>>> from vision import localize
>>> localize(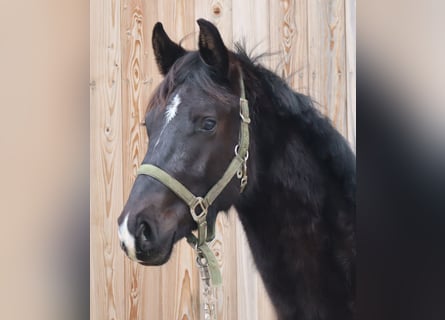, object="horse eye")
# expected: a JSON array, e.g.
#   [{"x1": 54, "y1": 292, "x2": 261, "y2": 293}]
[{"x1": 202, "y1": 118, "x2": 217, "y2": 131}]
